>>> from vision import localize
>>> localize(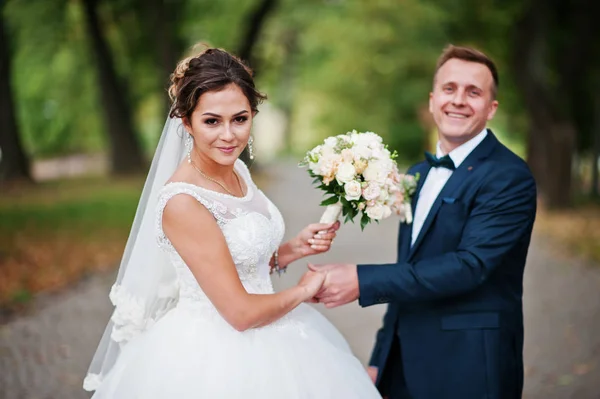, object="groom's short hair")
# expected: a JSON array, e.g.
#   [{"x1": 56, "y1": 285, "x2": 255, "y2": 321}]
[{"x1": 434, "y1": 44, "x2": 499, "y2": 98}]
